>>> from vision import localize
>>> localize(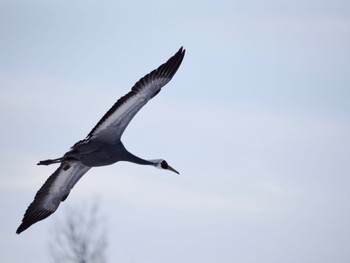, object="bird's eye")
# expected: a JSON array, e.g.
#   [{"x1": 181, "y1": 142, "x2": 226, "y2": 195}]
[{"x1": 161, "y1": 160, "x2": 168, "y2": 169}]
